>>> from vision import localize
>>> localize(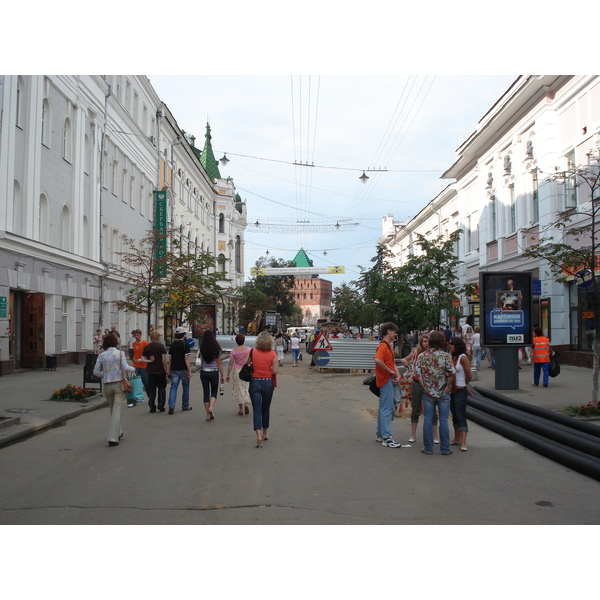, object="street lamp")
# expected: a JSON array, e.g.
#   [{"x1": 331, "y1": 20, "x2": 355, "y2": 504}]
[
  {"x1": 359, "y1": 171, "x2": 369, "y2": 183},
  {"x1": 219, "y1": 153, "x2": 230, "y2": 166}
]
